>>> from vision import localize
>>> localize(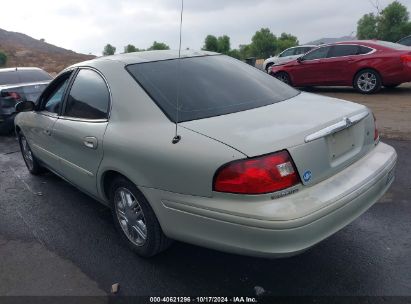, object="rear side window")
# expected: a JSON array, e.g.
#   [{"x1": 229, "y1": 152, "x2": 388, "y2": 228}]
[
  {"x1": 280, "y1": 48, "x2": 295, "y2": 57},
  {"x1": 18, "y1": 69, "x2": 52, "y2": 83},
  {"x1": 64, "y1": 69, "x2": 110, "y2": 120},
  {"x1": 329, "y1": 45, "x2": 359, "y2": 57},
  {"x1": 294, "y1": 47, "x2": 309, "y2": 55},
  {"x1": 0, "y1": 71, "x2": 19, "y2": 85},
  {"x1": 127, "y1": 55, "x2": 299, "y2": 123},
  {"x1": 302, "y1": 47, "x2": 330, "y2": 60},
  {"x1": 358, "y1": 46, "x2": 374, "y2": 55}
]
